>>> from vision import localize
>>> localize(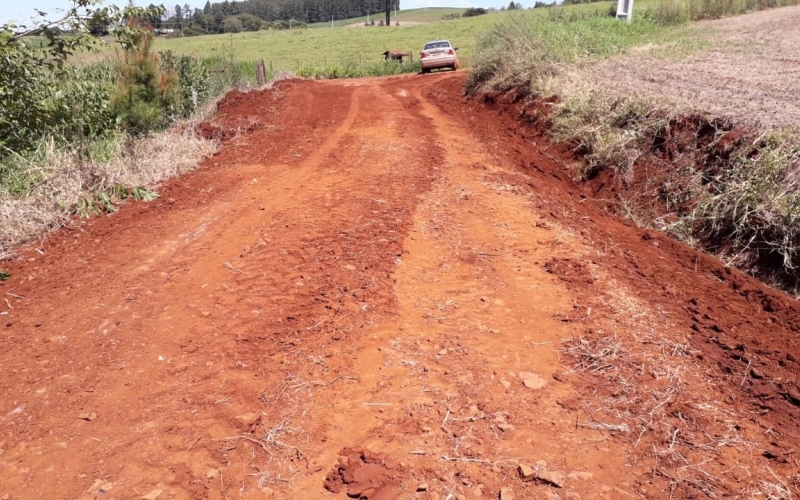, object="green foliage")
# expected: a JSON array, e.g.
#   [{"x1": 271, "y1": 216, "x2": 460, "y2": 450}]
[
  {"x1": 78, "y1": 185, "x2": 160, "y2": 217},
  {"x1": 112, "y1": 21, "x2": 180, "y2": 134},
  {"x1": 237, "y1": 13, "x2": 264, "y2": 31},
  {"x1": 693, "y1": 134, "x2": 800, "y2": 275},
  {"x1": 0, "y1": 40, "x2": 118, "y2": 155},
  {"x1": 115, "y1": 185, "x2": 160, "y2": 201},
  {"x1": 0, "y1": 270, "x2": 10, "y2": 281},
  {"x1": 163, "y1": 51, "x2": 212, "y2": 117},
  {"x1": 466, "y1": 10, "x2": 658, "y2": 94},
  {"x1": 224, "y1": 16, "x2": 243, "y2": 33},
  {"x1": 464, "y1": 7, "x2": 488, "y2": 17}
]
